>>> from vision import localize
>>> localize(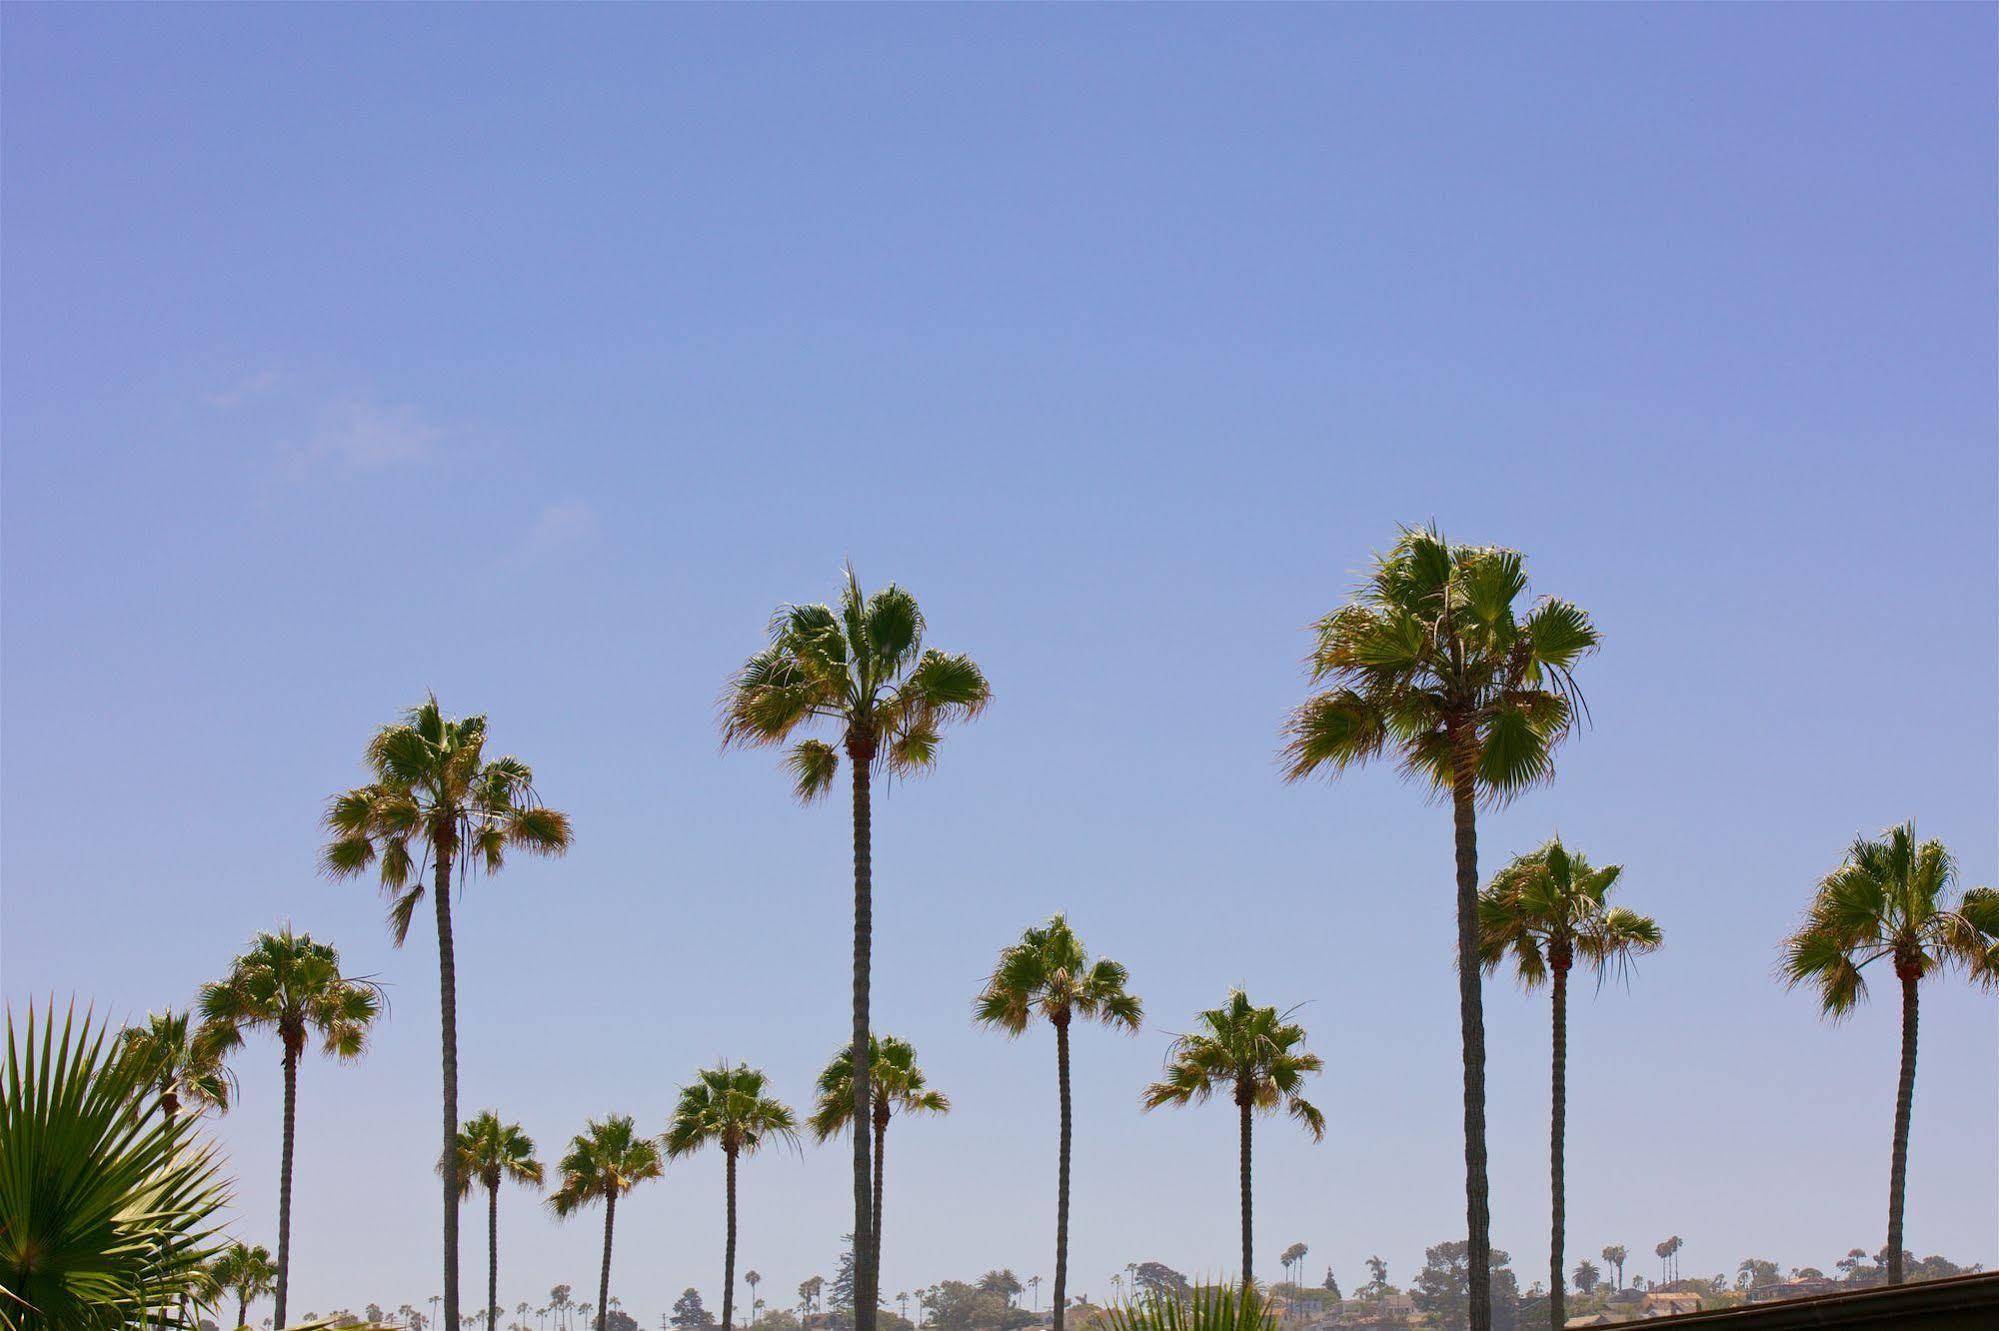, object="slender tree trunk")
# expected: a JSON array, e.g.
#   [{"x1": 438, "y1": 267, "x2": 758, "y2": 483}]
[
  {"x1": 847, "y1": 745, "x2": 877, "y2": 1331},
  {"x1": 1053, "y1": 1014, "x2": 1073, "y2": 1331},
  {"x1": 237, "y1": 1295, "x2": 249, "y2": 1331},
  {"x1": 489, "y1": 1182, "x2": 502, "y2": 1331},
  {"x1": 1549, "y1": 955, "x2": 1570, "y2": 1331},
  {"x1": 437, "y1": 849, "x2": 463, "y2": 1331},
  {"x1": 724, "y1": 1148, "x2": 740, "y2": 1331},
  {"x1": 1238, "y1": 1091, "x2": 1254, "y2": 1292},
  {"x1": 1450, "y1": 740, "x2": 1493, "y2": 1331},
  {"x1": 275, "y1": 1043, "x2": 299, "y2": 1328},
  {"x1": 872, "y1": 1106, "x2": 888, "y2": 1259},
  {"x1": 1886, "y1": 967, "x2": 1920, "y2": 1286},
  {"x1": 597, "y1": 1190, "x2": 617, "y2": 1330}
]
